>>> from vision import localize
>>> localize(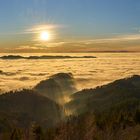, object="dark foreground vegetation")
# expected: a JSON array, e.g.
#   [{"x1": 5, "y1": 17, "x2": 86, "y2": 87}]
[{"x1": 0, "y1": 73, "x2": 140, "y2": 140}]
